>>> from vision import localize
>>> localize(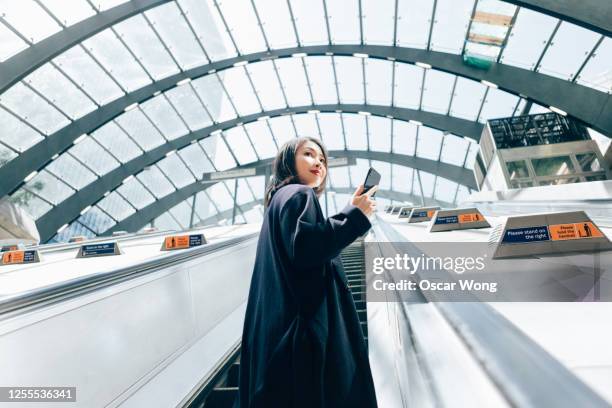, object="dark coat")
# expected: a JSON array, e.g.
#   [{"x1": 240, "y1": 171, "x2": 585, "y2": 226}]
[{"x1": 237, "y1": 184, "x2": 378, "y2": 408}]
